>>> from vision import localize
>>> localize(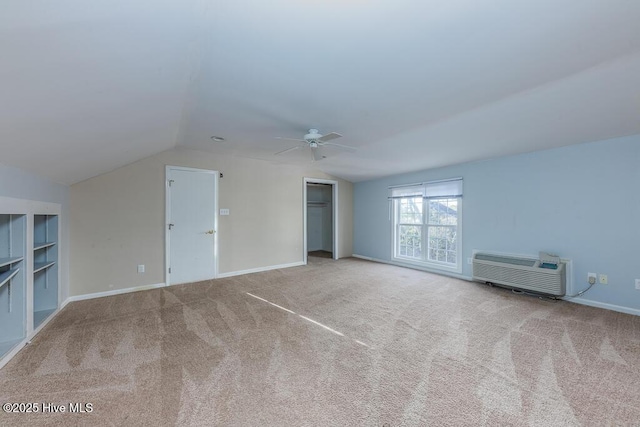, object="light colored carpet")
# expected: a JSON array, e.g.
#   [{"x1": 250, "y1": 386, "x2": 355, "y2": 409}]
[{"x1": 1, "y1": 257, "x2": 639, "y2": 426}]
